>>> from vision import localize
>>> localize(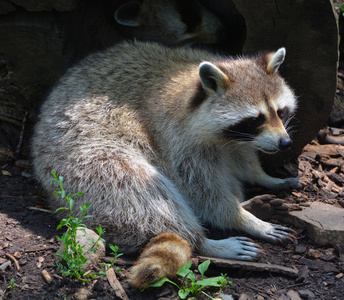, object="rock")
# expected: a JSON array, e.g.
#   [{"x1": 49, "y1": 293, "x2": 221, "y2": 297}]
[
  {"x1": 287, "y1": 202, "x2": 344, "y2": 246},
  {"x1": 238, "y1": 294, "x2": 250, "y2": 300},
  {"x1": 217, "y1": 294, "x2": 234, "y2": 300},
  {"x1": 56, "y1": 227, "x2": 105, "y2": 271},
  {"x1": 295, "y1": 266, "x2": 309, "y2": 283},
  {"x1": 307, "y1": 249, "x2": 322, "y2": 259},
  {"x1": 286, "y1": 290, "x2": 302, "y2": 300},
  {"x1": 297, "y1": 289, "x2": 315, "y2": 299},
  {"x1": 295, "y1": 244, "x2": 307, "y2": 254},
  {"x1": 73, "y1": 287, "x2": 92, "y2": 300}
]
